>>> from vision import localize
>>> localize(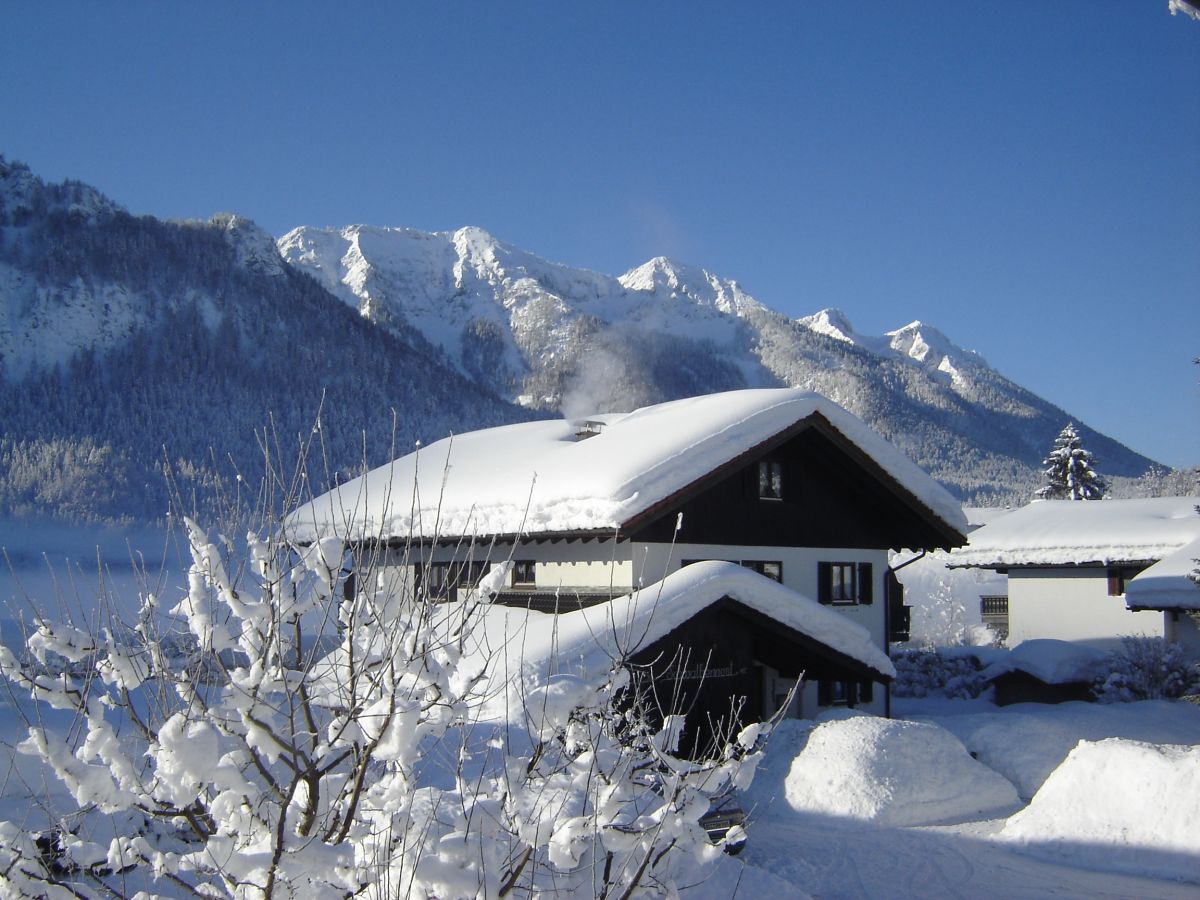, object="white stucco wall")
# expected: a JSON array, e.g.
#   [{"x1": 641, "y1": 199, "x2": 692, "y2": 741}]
[
  {"x1": 380, "y1": 539, "x2": 635, "y2": 594},
  {"x1": 1007, "y1": 567, "x2": 1165, "y2": 650}
]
